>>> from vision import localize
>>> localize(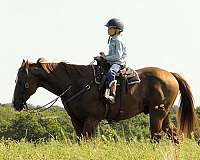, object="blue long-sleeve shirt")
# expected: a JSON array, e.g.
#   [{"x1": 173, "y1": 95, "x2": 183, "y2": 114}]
[{"x1": 105, "y1": 36, "x2": 127, "y2": 66}]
